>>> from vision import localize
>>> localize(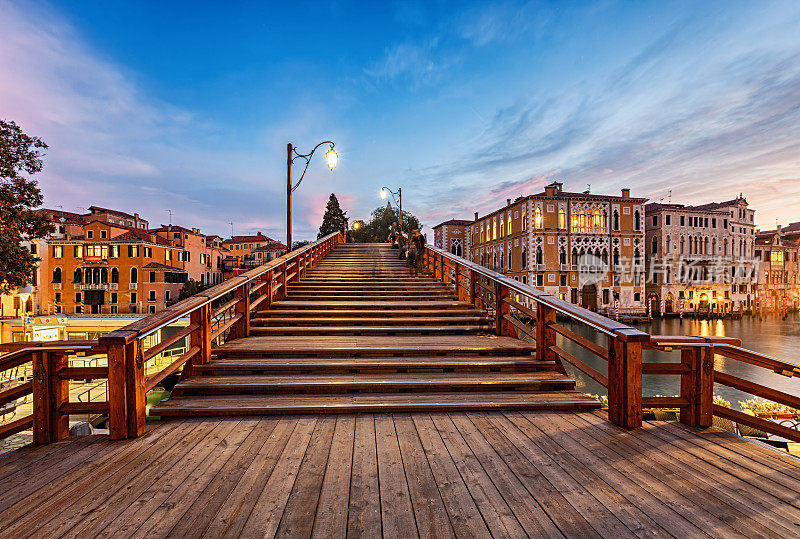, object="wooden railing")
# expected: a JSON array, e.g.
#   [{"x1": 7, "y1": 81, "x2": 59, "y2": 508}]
[
  {"x1": 0, "y1": 340, "x2": 108, "y2": 444},
  {"x1": 422, "y1": 245, "x2": 800, "y2": 440},
  {"x1": 0, "y1": 232, "x2": 342, "y2": 445}
]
